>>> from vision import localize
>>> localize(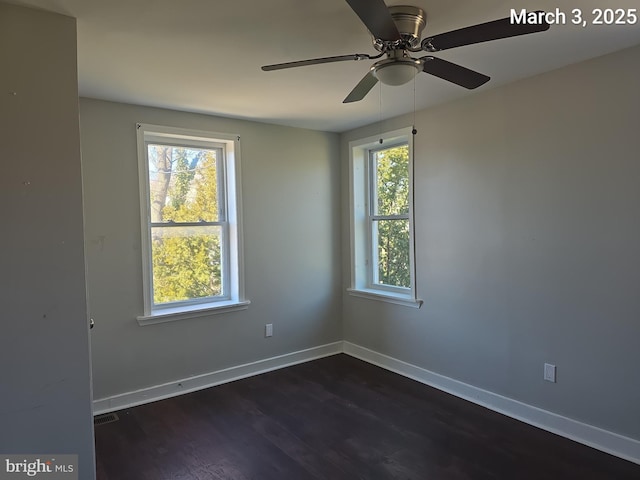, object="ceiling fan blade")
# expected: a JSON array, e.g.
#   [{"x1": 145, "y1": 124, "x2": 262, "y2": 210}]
[
  {"x1": 345, "y1": 0, "x2": 401, "y2": 41},
  {"x1": 422, "y1": 12, "x2": 550, "y2": 52},
  {"x1": 262, "y1": 54, "x2": 371, "y2": 71},
  {"x1": 343, "y1": 72, "x2": 379, "y2": 103},
  {"x1": 421, "y1": 57, "x2": 490, "y2": 89}
]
